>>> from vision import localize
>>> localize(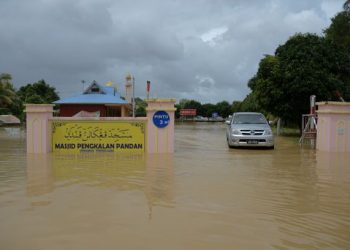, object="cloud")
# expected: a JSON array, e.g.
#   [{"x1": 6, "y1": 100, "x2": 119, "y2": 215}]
[
  {"x1": 0, "y1": 0, "x2": 344, "y2": 103},
  {"x1": 321, "y1": 0, "x2": 344, "y2": 19},
  {"x1": 201, "y1": 26, "x2": 228, "y2": 47},
  {"x1": 284, "y1": 10, "x2": 326, "y2": 32}
]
